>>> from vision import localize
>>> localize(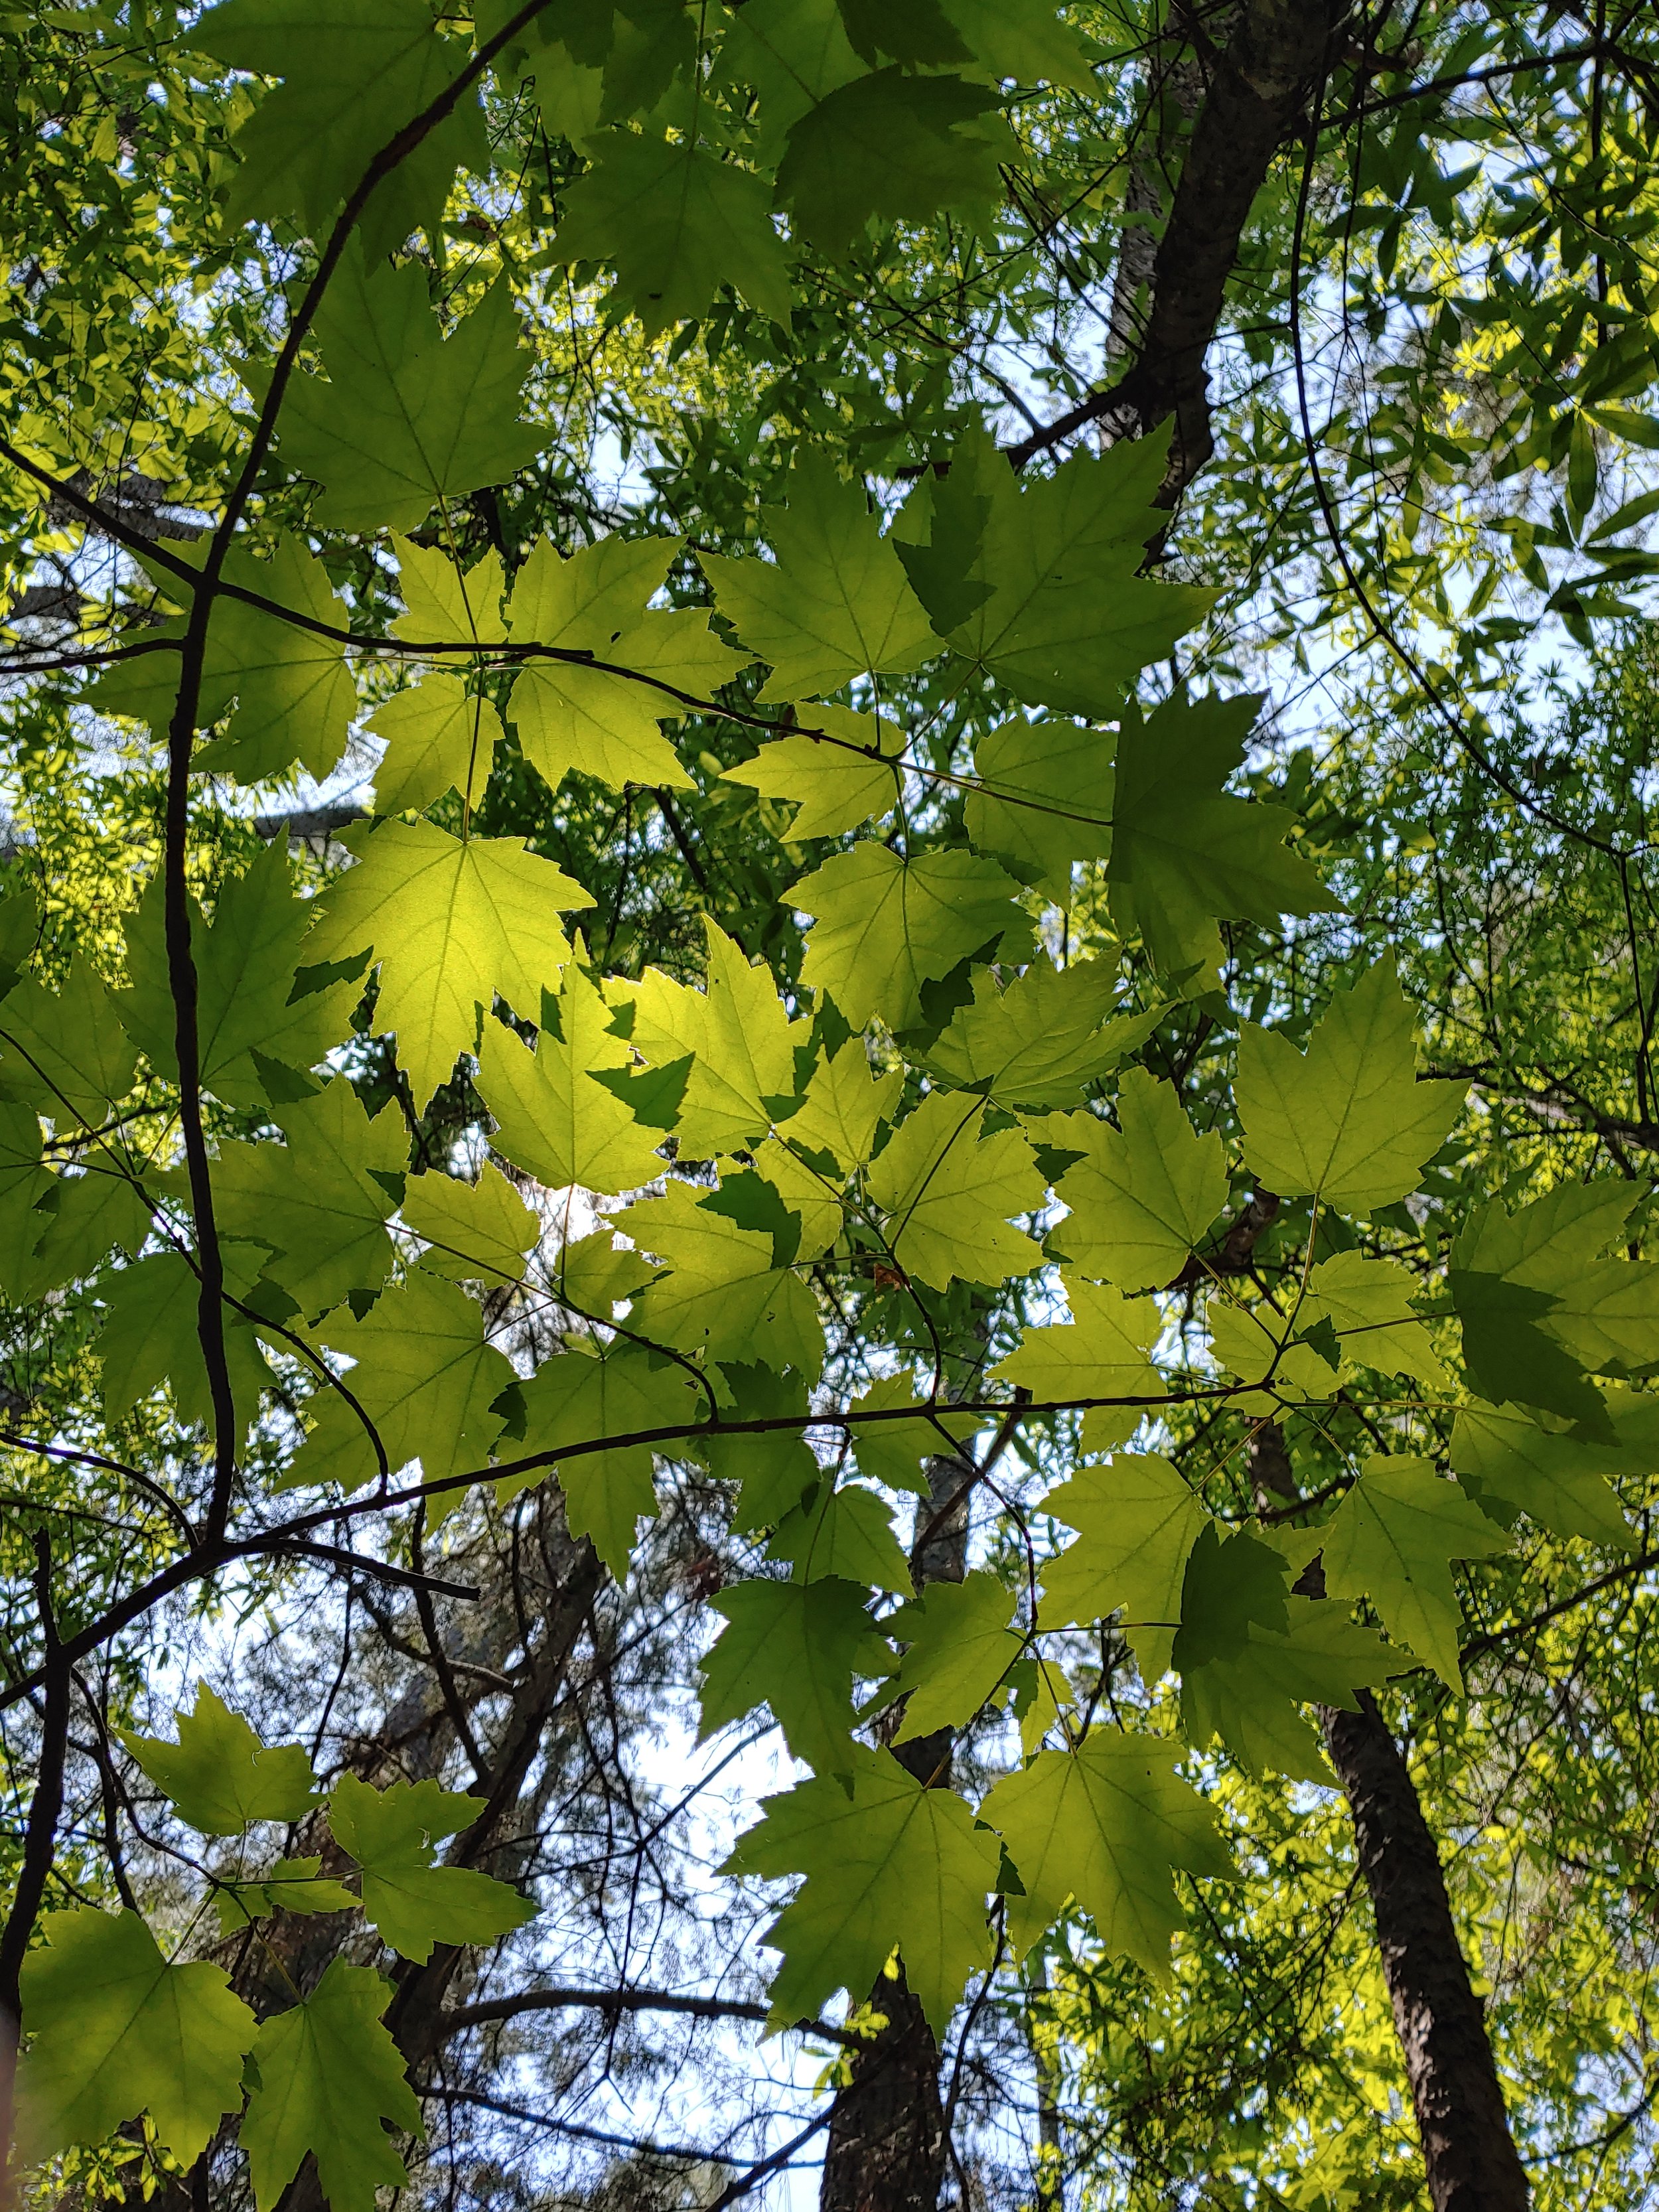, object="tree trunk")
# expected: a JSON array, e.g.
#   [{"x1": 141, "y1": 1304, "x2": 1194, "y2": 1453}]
[
  {"x1": 1251, "y1": 1425, "x2": 1530, "y2": 2211},
  {"x1": 1321, "y1": 1697, "x2": 1531, "y2": 2212},
  {"x1": 820, "y1": 1443, "x2": 975, "y2": 2212}
]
